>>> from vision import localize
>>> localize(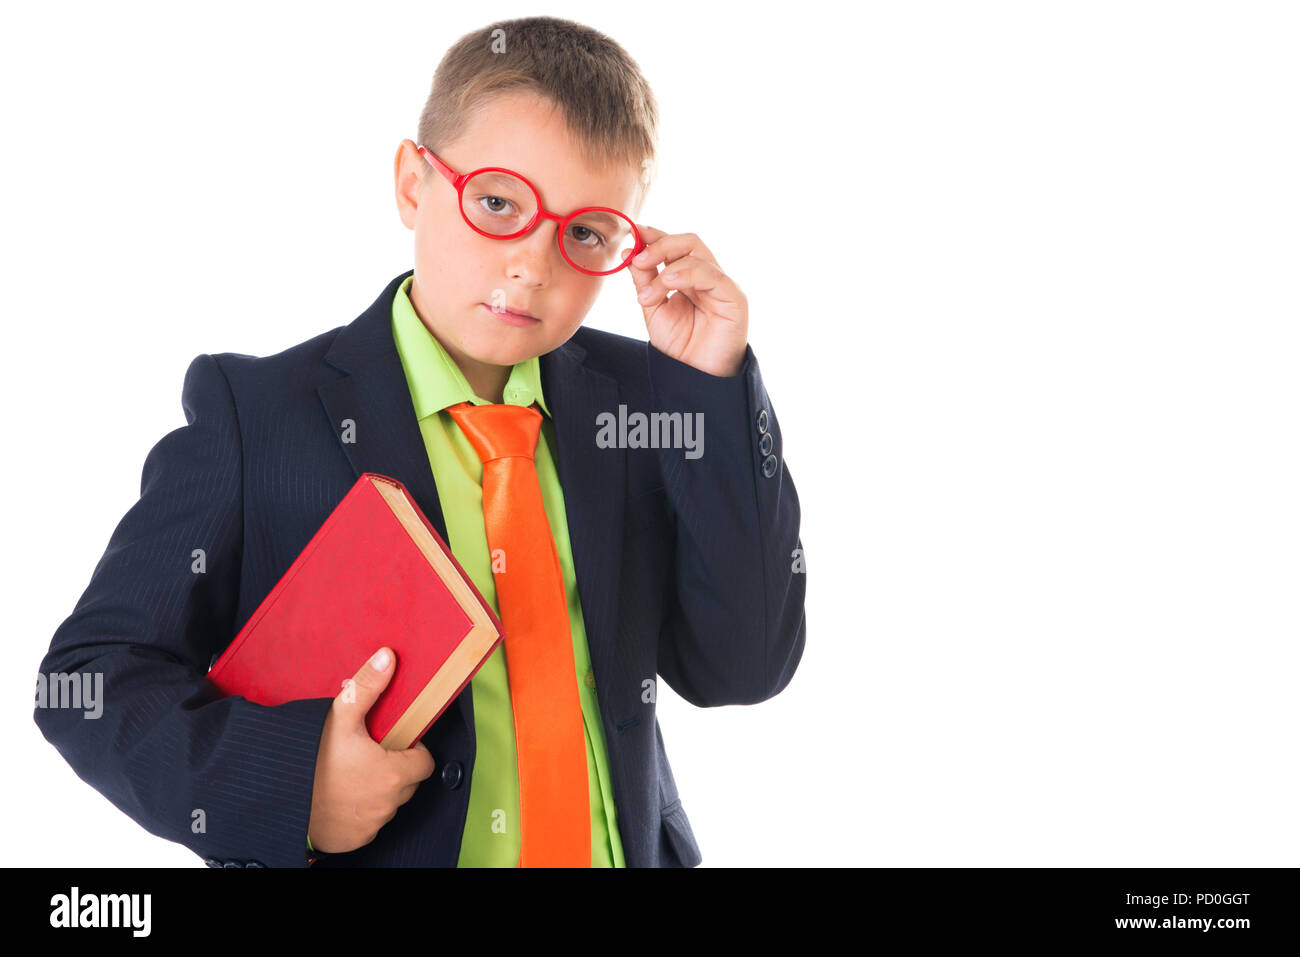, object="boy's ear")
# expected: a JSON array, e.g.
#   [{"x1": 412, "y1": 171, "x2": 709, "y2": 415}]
[
  {"x1": 396, "y1": 139, "x2": 423, "y2": 189},
  {"x1": 395, "y1": 140, "x2": 423, "y2": 229}
]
